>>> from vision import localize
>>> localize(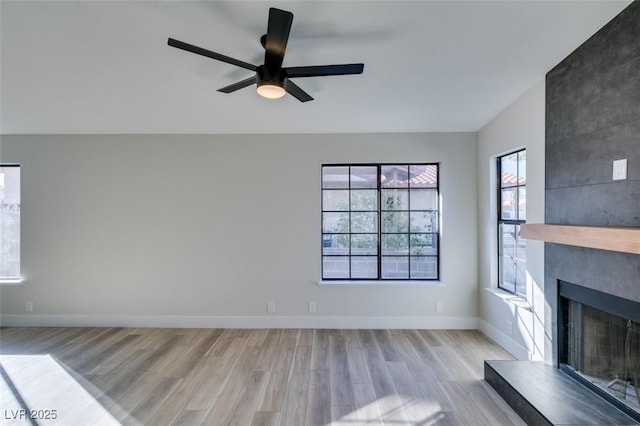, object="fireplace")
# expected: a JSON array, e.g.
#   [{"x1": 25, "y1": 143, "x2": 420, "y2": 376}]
[{"x1": 558, "y1": 281, "x2": 640, "y2": 420}]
